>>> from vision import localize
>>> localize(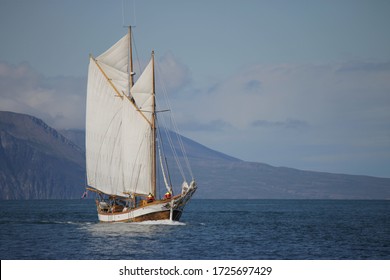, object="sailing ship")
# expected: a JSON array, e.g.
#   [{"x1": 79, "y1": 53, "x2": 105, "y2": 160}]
[{"x1": 85, "y1": 27, "x2": 196, "y2": 222}]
